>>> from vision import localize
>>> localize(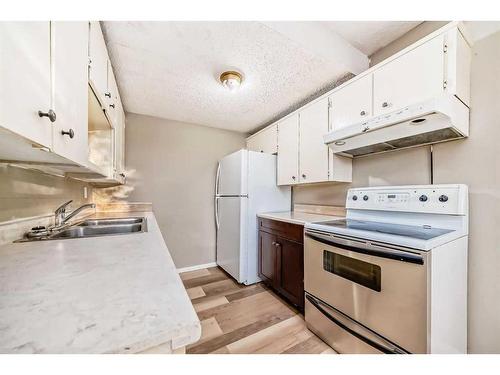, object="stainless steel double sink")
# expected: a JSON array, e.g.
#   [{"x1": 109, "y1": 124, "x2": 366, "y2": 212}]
[{"x1": 18, "y1": 217, "x2": 148, "y2": 242}]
